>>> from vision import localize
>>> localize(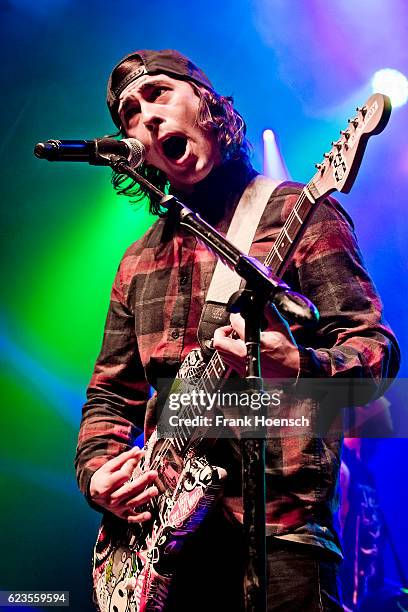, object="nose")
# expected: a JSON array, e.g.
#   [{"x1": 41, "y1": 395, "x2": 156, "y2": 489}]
[{"x1": 142, "y1": 102, "x2": 164, "y2": 133}]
